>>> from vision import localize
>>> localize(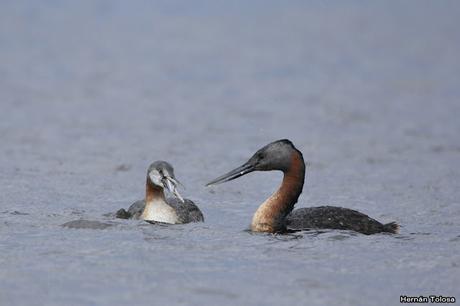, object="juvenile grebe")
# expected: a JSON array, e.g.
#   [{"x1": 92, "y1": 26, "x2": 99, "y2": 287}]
[
  {"x1": 116, "y1": 161, "x2": 204, "y2": 224},
  {"x1": 207, "y1": 139, "x2": 398, "y2": 235}
]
